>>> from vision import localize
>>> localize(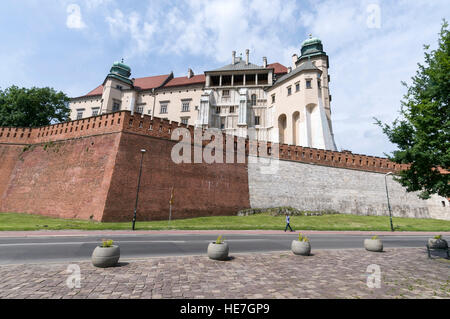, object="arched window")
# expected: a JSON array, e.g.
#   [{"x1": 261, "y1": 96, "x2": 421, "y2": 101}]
[{"x1": 251, "y1": 94, "x2": 257, "y2": 106}]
